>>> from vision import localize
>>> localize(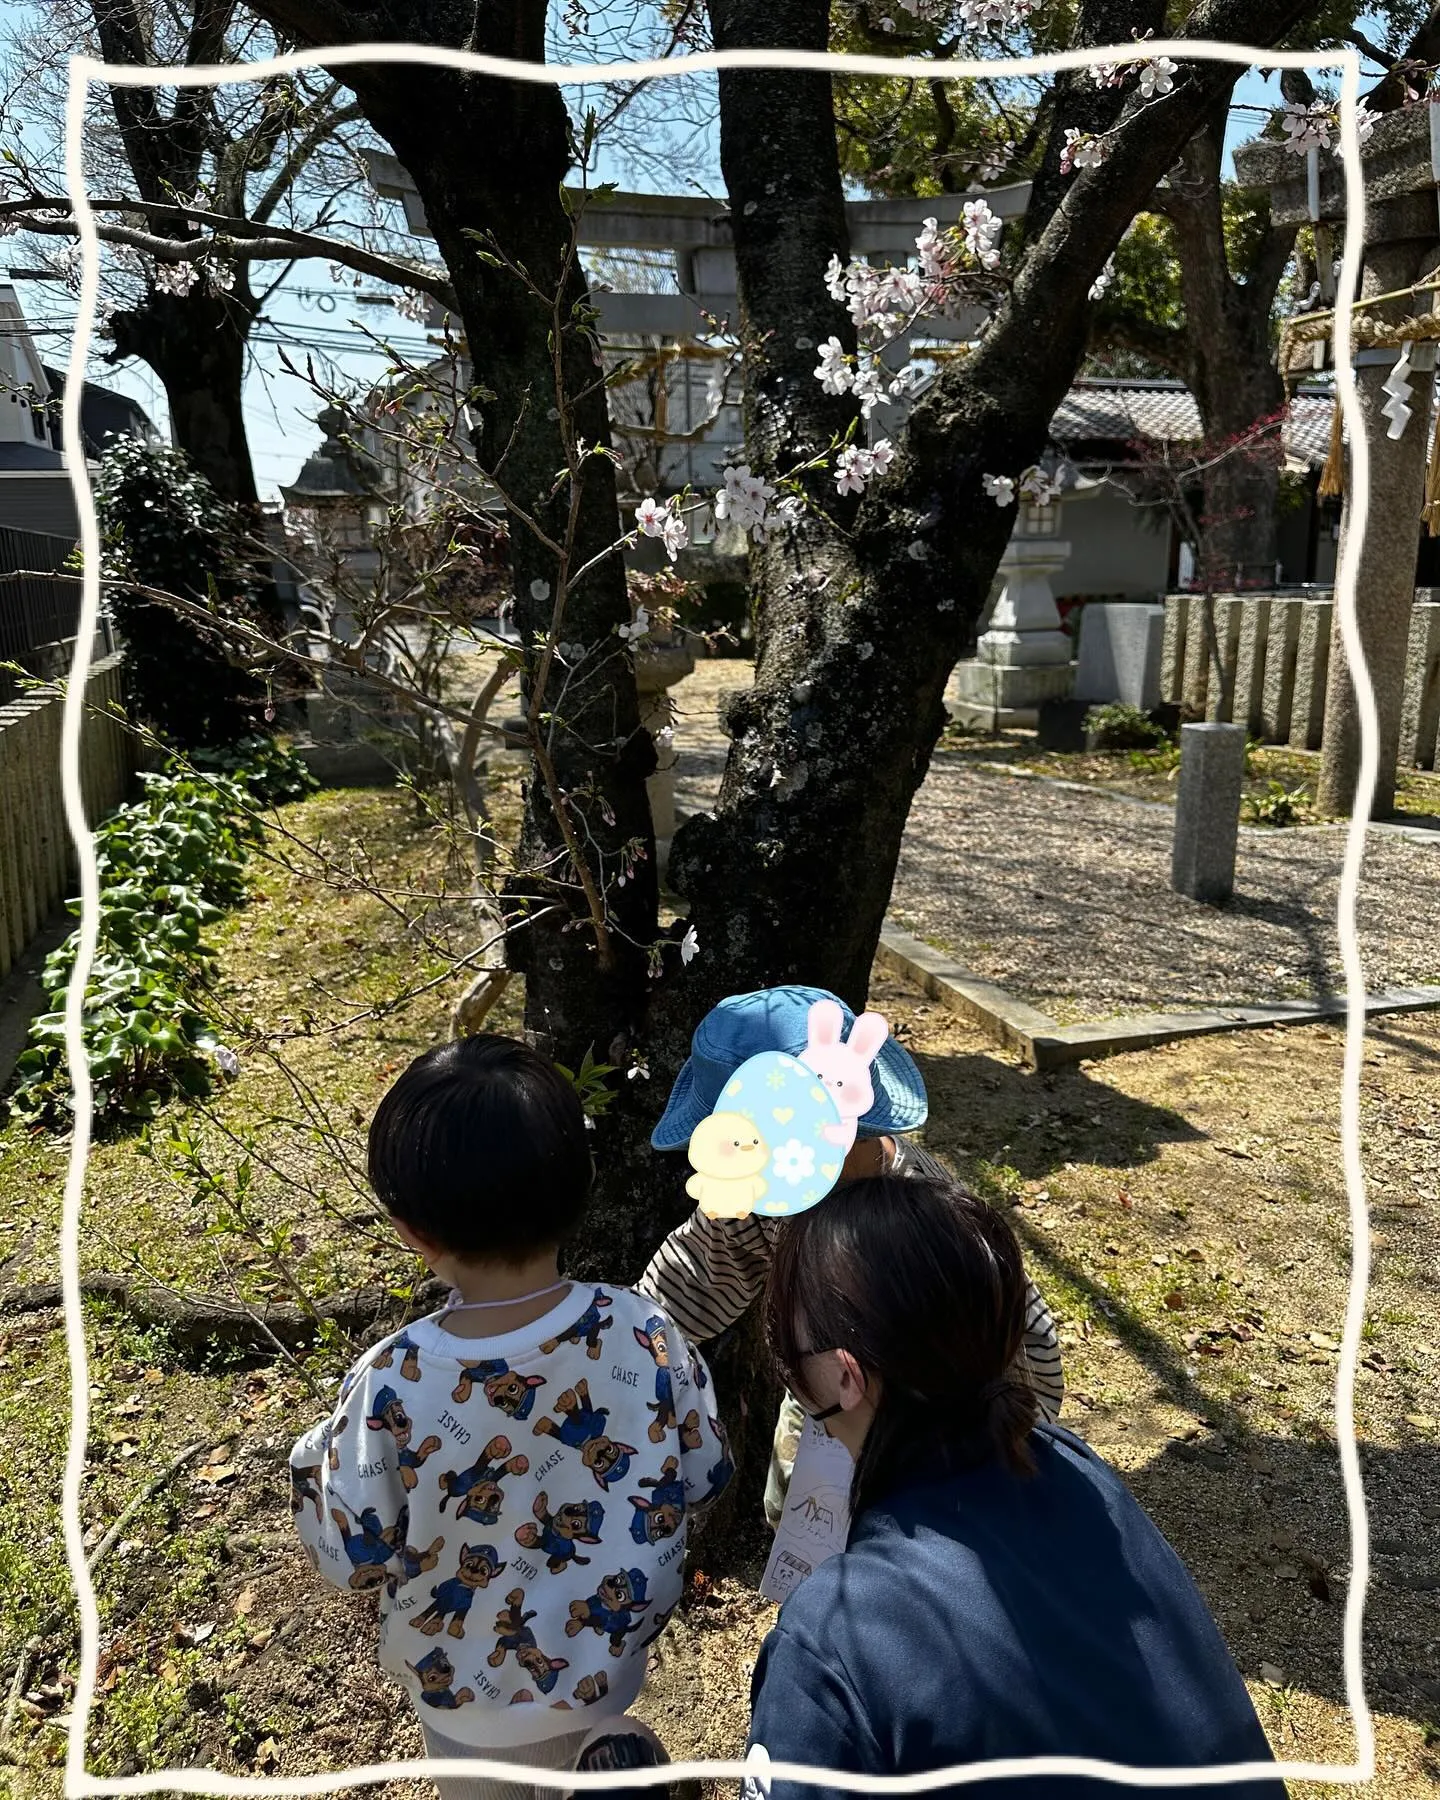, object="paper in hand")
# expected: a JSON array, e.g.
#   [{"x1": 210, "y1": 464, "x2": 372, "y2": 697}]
[{"x1": 760, "y1": 1414, "x2": 853, "y2": 1604}]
